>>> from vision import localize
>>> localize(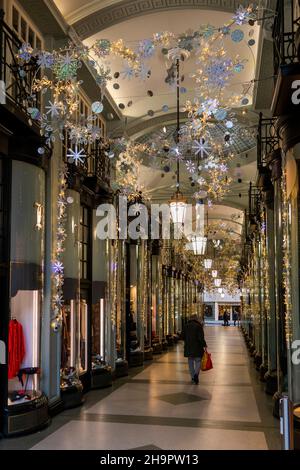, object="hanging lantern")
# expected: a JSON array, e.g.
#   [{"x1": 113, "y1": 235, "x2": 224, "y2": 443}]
[
  {"x1": 169, "y1": 190, "x2": 187, "y2": 225},
  {"x1": 221, "y1": 293, "x2": 225, "y2": 298},
  {"x1": 204, "y1": 258, "x2": 212, "y2": 269},
  {"x1": 190, "y1": 236, "x2": 207, "y2": 255},
  {"x1": 212, "y1": 270, "x2": 218, "y2": 278},
  {"x1": 214, "y1": 278, "x2": 222, "y2": 287},
  {"x1": 213, "y1": 239, "x2": 221, "y2": 248},
  {"x1": 218, "y1": 288, "x2": 223, "y2": 294}
]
